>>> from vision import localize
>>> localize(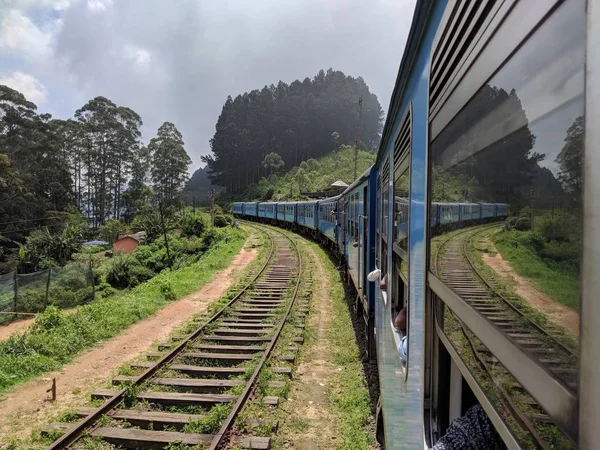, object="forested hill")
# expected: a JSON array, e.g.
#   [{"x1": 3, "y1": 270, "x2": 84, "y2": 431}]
[{"x1": 203, "y1": 69, "x2": 384, "y2": 194}]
